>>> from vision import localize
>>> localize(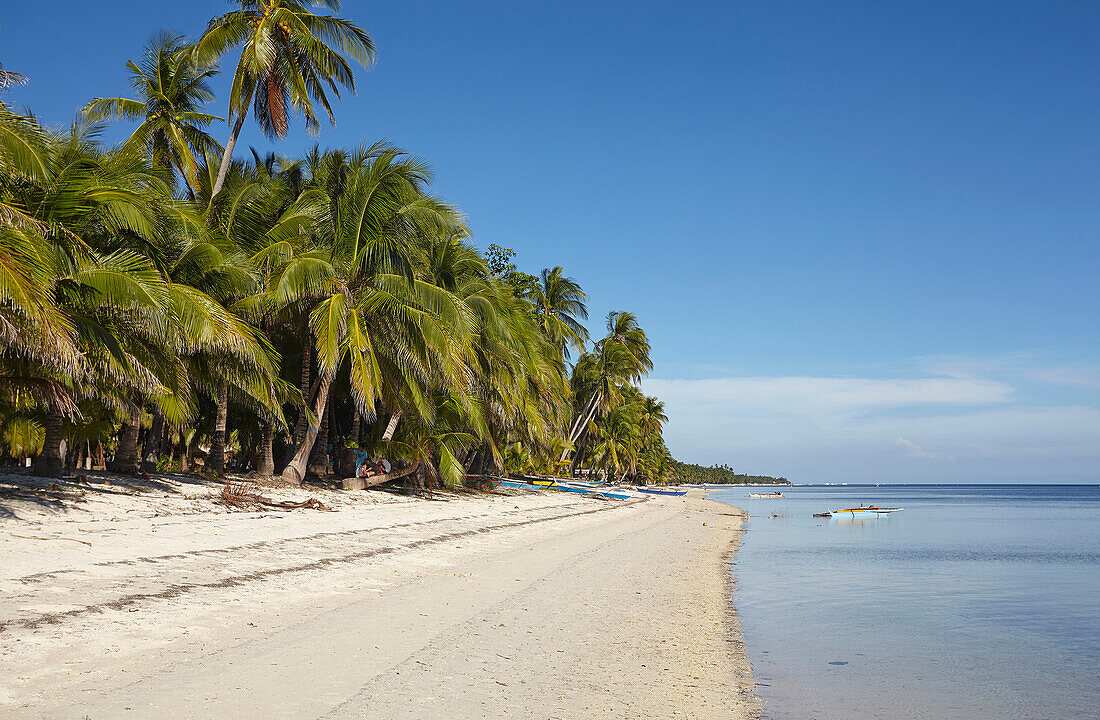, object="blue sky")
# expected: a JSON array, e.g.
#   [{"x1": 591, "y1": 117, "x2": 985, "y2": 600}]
[{"x1": 4, "y1": 1, "x2": 1099, "y2": 482}]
